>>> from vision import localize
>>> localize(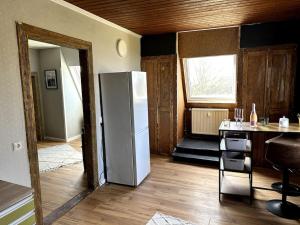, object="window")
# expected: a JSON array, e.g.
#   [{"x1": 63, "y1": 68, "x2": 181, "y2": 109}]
[{"x1": 184, "y1": 54, "x2": 237, "y2": 103}]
